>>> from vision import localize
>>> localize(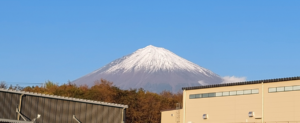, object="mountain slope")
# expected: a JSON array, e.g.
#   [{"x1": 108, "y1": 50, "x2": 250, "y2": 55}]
[{"x1": 73, "y1": 45, "x2": 222, "y2": 92}]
